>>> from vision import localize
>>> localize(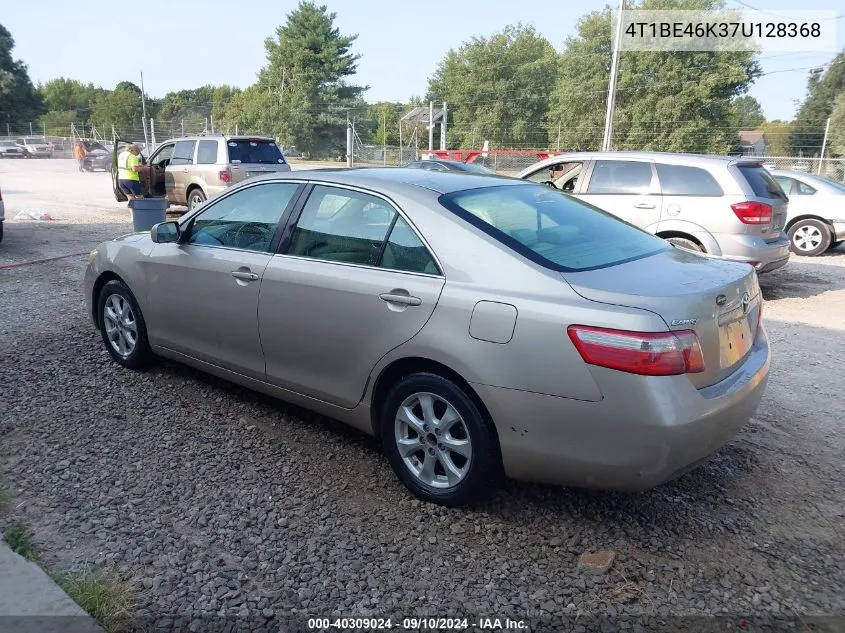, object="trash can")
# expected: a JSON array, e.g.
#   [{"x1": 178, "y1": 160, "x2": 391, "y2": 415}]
[{"x1": 130, "y1": 198, "x2": 169, "y2": 232}]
